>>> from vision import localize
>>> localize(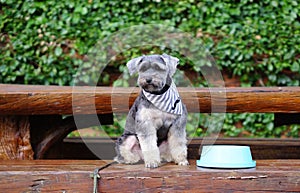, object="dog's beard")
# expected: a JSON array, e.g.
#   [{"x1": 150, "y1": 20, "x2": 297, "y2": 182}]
[
  {"x1": 140, "y1": 82, "x2": 164, "y2": 93},
  {"x1": 139, "y1": 76, "x2": 172, "y2": 94},
  {"x1": 138, "y1": 78, "x2": 164, "y2": 93}
]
